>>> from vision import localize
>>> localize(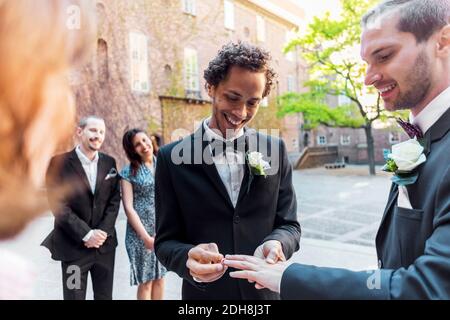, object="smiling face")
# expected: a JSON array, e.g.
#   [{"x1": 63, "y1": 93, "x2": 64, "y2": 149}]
[
  {"x1": 207, "y1": 66, "x2": 266, "y2": 138},
  {"x1": 132, "y1": 132, "x2": 153, "y2": 161},
  {"x1": 361, "y1": 12, "x2": 440, "y2": 114},
  {"x1": 77, "y1": 118, "x2": 106, "y2": 152}
]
